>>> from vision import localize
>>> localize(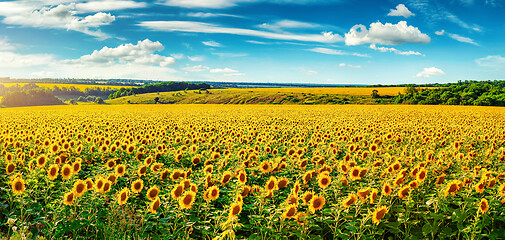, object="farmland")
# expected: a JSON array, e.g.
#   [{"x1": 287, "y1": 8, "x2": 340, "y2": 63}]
[
  {"x1": 1, "y1": 83, "x2": 125, "y2": 91},
  {"x1": 1, "y1": 104, "x2": 504, "y2": 239}
]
